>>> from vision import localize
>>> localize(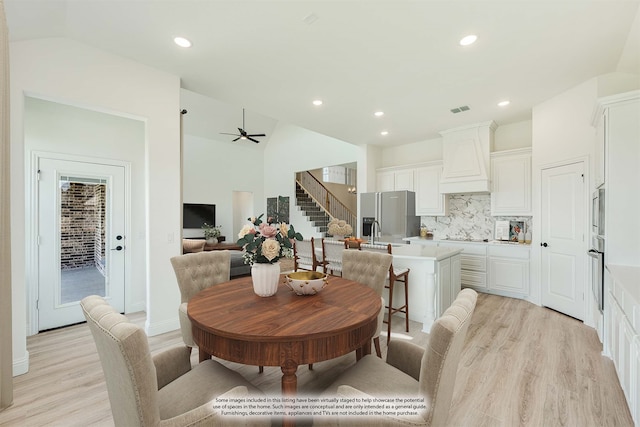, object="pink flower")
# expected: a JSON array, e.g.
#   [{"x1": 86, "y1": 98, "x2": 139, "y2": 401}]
[{"x1": 259, "y1": 223, "x2": 278, "y2": 238}]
